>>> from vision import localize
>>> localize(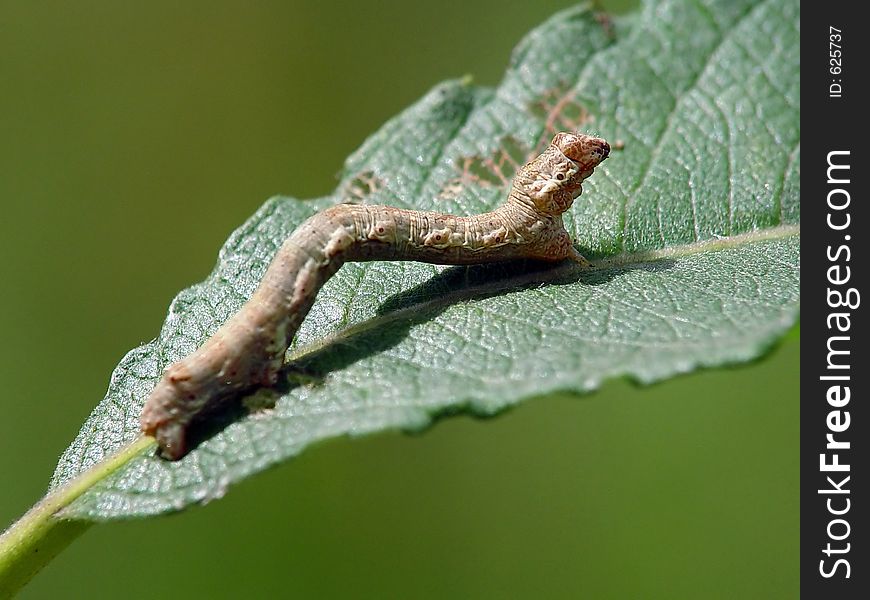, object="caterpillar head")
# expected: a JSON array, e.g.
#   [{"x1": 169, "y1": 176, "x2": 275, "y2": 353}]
[{"x1": 524, "y1": 132, "x2": 610, "y2": 215}]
